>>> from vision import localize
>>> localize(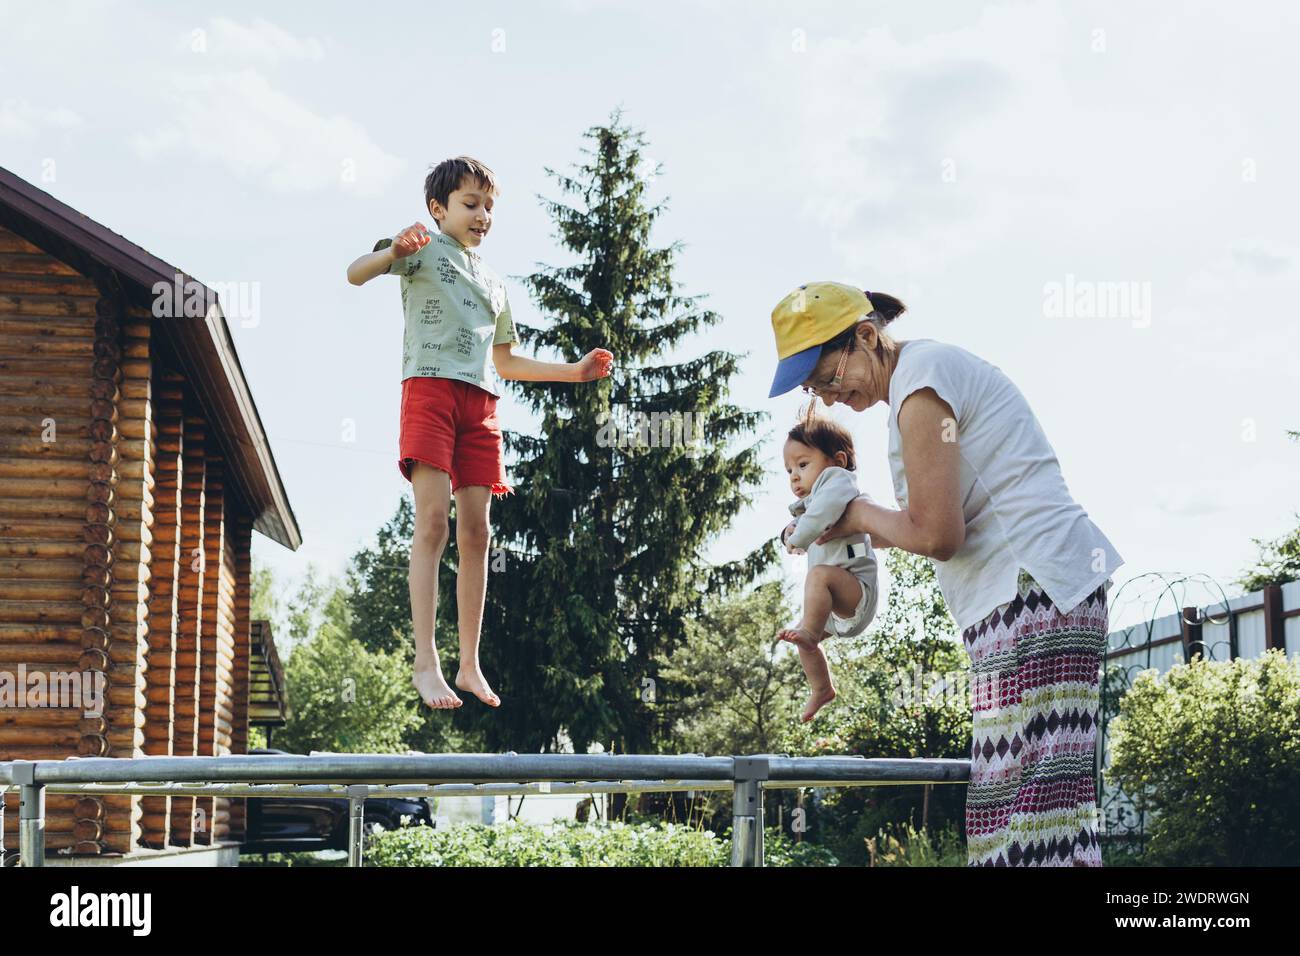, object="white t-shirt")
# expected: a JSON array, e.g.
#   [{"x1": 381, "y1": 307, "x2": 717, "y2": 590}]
[{"x1": 886, "y1": 339, "x2": 1123, "y2": 632}]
